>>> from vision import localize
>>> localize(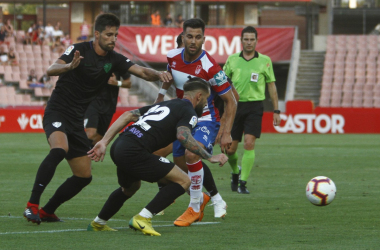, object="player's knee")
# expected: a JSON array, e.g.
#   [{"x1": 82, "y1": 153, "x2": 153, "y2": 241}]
[
  {"x1": 122, "y1": 181, "x2": 141, "y2": 196},
  {"x1": 226, "y1": 147, "x2": 237, "y2": 155},
  {"x1": 74, "y1": 175, "x2": 92, "y2": 188},
  {"x1": 185, "y1": 150, "x2": 201, "y2": 163},
  {"x1": 179, "y1": 176, "x2": 191, "y2": 191},
  {"x1": 243, "y1": 141, "x2": 255, "y2": 150}
]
